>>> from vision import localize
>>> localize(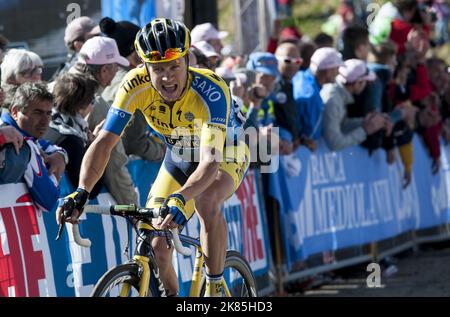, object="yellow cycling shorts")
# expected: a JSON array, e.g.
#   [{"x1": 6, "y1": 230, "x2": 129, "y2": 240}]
[{"x1": 145, "y1": 141, "x2": 251, "y2": 221}]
